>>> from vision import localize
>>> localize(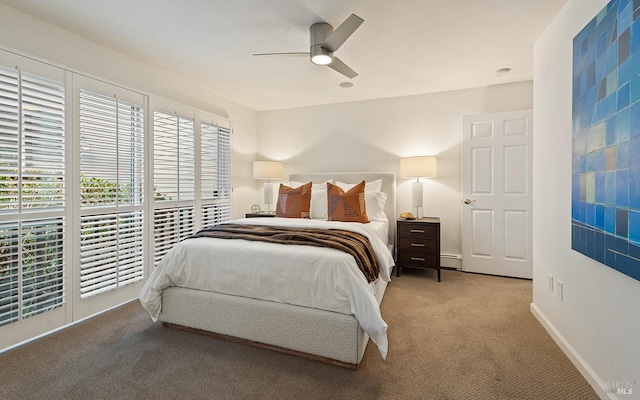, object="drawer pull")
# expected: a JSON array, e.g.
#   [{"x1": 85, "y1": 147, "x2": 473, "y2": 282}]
[
  {"x1": 410, "y1": 257, "x2": 426, "y2": 261},
  {"x1": 410, "y1": 243, "x2": 425, "y2": 247},
  {"x1": 410, "y1": 229, "x2": 425, "y2": 233}
]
